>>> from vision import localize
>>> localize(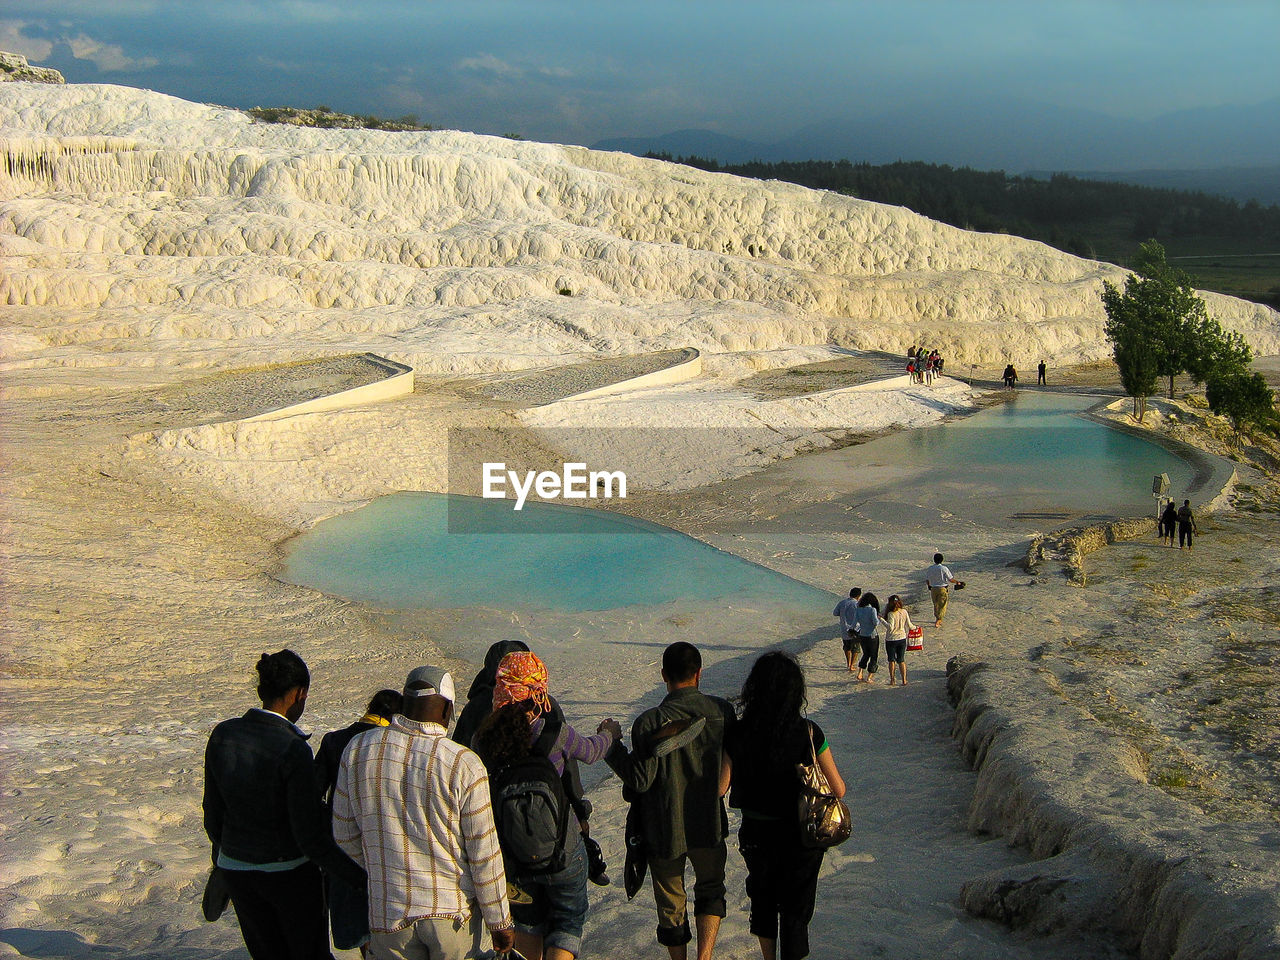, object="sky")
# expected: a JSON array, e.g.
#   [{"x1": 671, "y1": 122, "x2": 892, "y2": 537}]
[{"x1": 2, "y1": 0, "x2": 1278, "y2": 148}]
